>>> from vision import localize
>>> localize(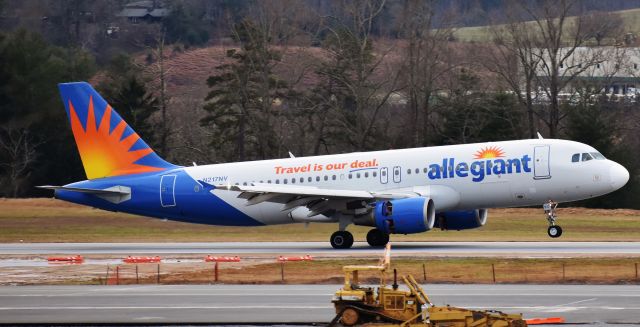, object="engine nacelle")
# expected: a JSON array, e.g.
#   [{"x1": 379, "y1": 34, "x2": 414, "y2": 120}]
[
  {"x1": 434, "y1": 209, "x2": 488, "y2": 230},
  {"x1": 374, "y1": 197, "x2": 435, "y2": 234}
]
